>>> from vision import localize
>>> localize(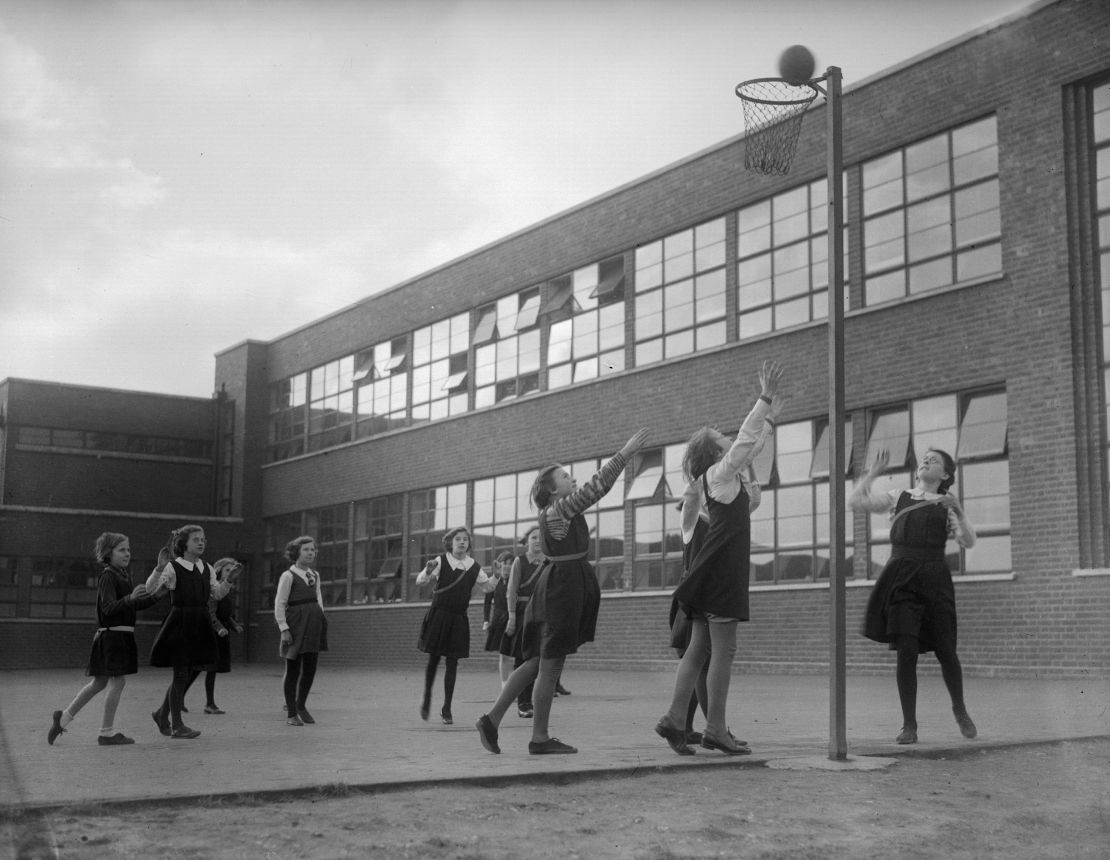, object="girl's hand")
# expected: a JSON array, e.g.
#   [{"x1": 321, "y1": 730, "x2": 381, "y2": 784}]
[
  {"x1": 218, "y1": 628, "x2": 229, "y2": 638},
  {"x1": 280, "y1": 629, "x2": 293, "y2": 646},
  {"x1": 130, "y1": 584, "x2": 150, "y2": 601},
  {"x1": 505, "y1": 616, "x2": 517, "y2": 636},
  {"x1": 424, "y1": 559, "x2": 438, "y2": 578},
  {"x1": 759, "y1": 360, "x2": 783, "y2": 399},
  {"x1": 868, "y1": 448, "x2": 890, "y2": 477},
  {"x1": 620, "y1": 428, "x2": 650, "y2": 459},
  {"x1": 769, "y1": 394, "x2": 786, "y2": 423}
]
